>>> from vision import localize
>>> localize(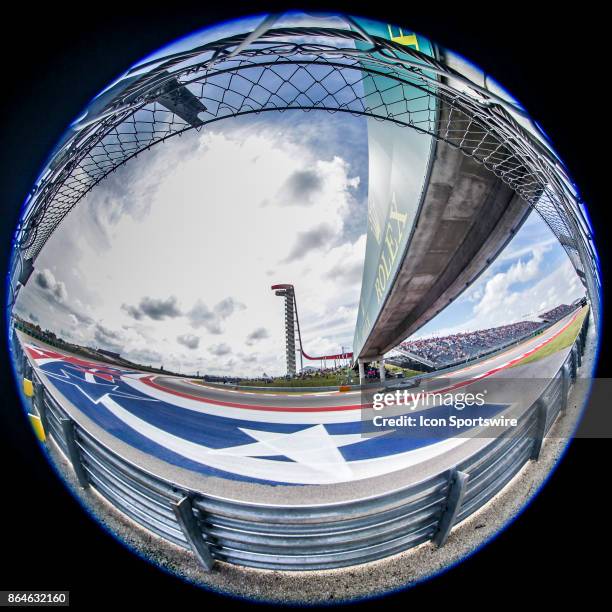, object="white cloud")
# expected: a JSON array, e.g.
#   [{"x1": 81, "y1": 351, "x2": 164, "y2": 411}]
[
  {"x1": 421, "y1": 252, "x2": 584, "y2": 338},
  {"x1": 16, "y1": 117, "x2": 366, "y2": 376},
  {"x1": 208, "y1": 343, "x2": 232, "y2": 357},
  {"x1": 473, "y1": 246, "x2": 548, "y2": 318},
  {"x1": 246, "y1": 327, "x2": 270, "y2": 346},
  {"x1": 18, "y1": 112, "x2": 580, "y2": 376},
  {"x1": 177, "y1": 333, "x2": 200, "y2": 350}
]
